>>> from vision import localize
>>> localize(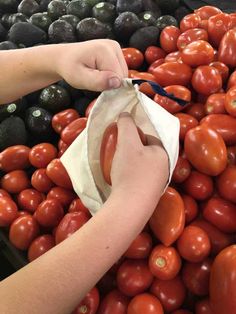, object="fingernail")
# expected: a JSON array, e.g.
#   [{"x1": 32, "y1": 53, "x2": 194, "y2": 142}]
[{"x1": 108, "y1": 77, "x2": 121, "y2": 89}]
